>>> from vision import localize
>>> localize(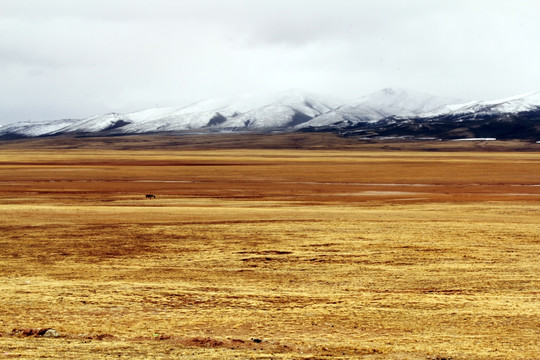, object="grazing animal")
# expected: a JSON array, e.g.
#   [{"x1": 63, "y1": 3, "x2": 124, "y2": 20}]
[{"x1": 146, "y1": 194, "x2": 156, "y2": 199}]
